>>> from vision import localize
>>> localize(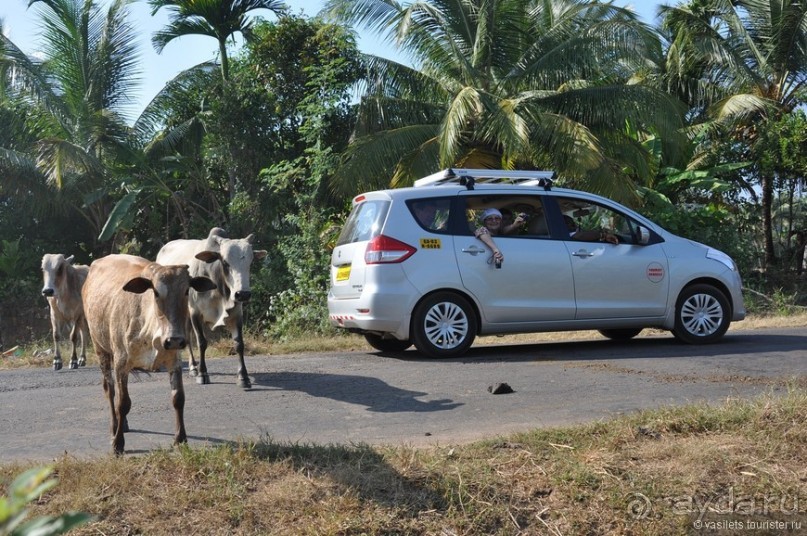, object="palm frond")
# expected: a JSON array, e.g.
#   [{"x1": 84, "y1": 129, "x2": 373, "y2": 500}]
[
  {"x1": 0, "y1": 147, "x2": 48, "y2": 196},
  {"x1": 35, "y1": 137, "x2": 105, "y2": 189},
  {"x1": 711, "y1": 93, "x2": 773, "y2": 123},
  {"x1": 132, "y1": 62, "x2": 218, "y2": 143},
  {"x1": 330, "y1": 124, "x2": 439, "y2": 194},
  {"x1": 438, "y1": 85, "x2": 482, "y2": 165}
]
